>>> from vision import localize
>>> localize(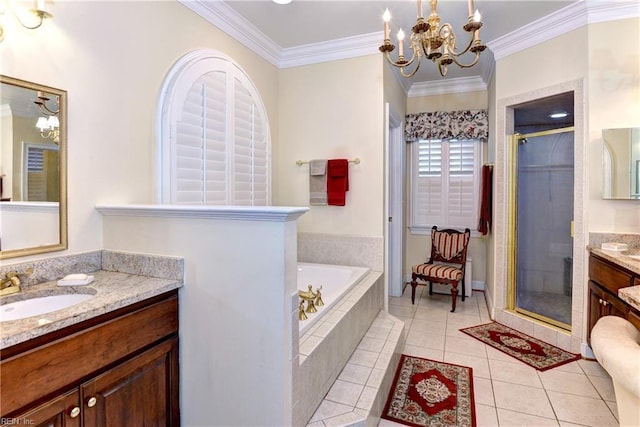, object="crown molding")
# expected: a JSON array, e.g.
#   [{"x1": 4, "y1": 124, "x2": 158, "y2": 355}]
[
  {"x1": 408, "y1": 76, "x2": 488, "y2": 98},
  {"x1": 178, "y1": 0, "x2": 281, "y2": 67},
  {"x1": 488, "y1": 0, "x2": 640, "y2": 61},
  {"x1": 279, "y1": 32, "x2": 381, "y2": 69}
]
